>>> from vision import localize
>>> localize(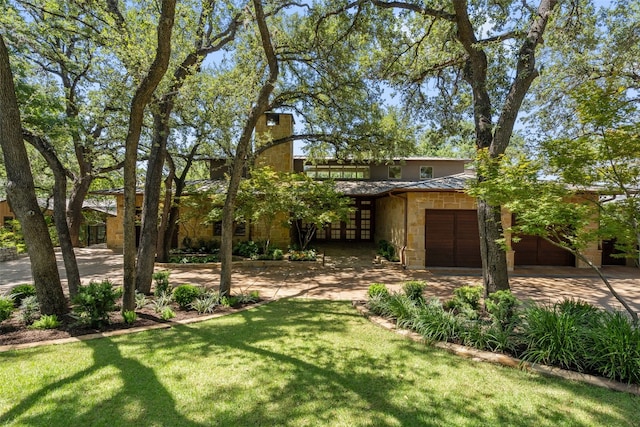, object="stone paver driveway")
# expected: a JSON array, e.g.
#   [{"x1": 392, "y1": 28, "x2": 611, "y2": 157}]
[{"x1": 1, "y1": 245, "x2": 639, "y2": 314}]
